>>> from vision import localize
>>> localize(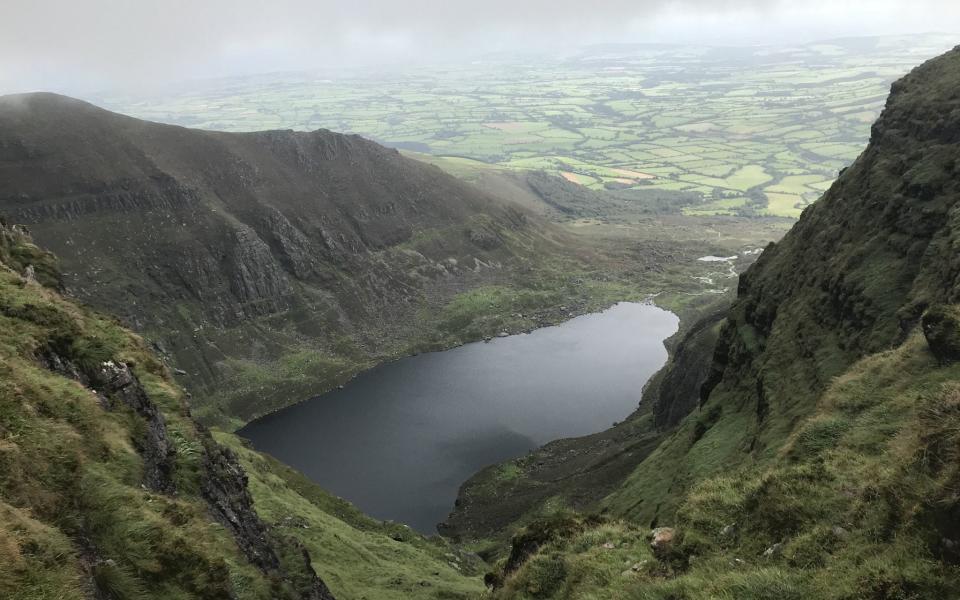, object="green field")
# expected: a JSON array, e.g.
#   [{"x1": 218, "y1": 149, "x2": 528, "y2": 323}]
[{"x1": 100, "y1": 34, "x2": 956, "y2": 218}]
